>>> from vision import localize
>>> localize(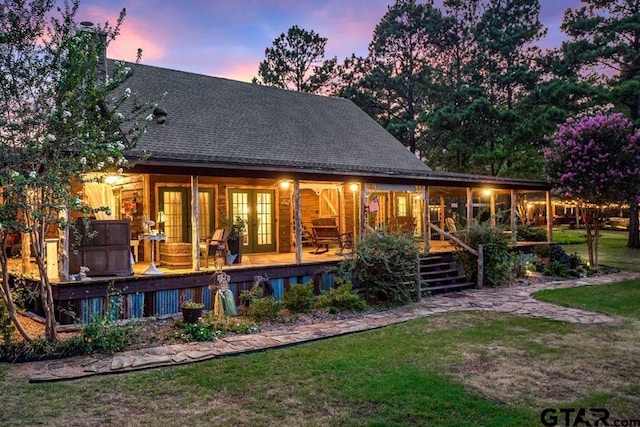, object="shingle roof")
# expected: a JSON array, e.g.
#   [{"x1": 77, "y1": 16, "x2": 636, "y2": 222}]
[{"x1": 121, "y1": 61, "x2": 431, "y2": 178}]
